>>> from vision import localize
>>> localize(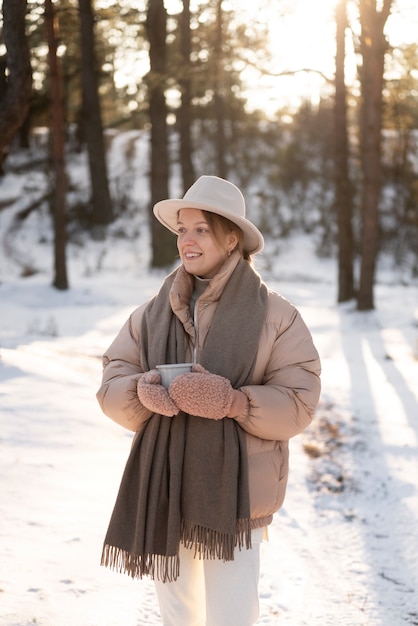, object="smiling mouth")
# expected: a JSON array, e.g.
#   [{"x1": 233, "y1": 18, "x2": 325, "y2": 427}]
[{"x1": 184, "y1": 252, "x2": 201, "y2": 259}]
